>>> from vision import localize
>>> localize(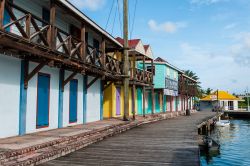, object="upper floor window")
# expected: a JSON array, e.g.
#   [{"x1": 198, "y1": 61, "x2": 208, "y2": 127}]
[
  {"x1": 93, "y1": 39, "x2": 100, "y2": 51},
  {"x1": 70, "y1": 25, "x2": 81, "y2": 39},
  {"x1": 147, "y1": 66, "x2": 155, "y2": 75},
  {"x1": 42, "y1": 8, "x2": 50, "y2": 24}
]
